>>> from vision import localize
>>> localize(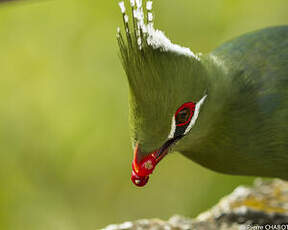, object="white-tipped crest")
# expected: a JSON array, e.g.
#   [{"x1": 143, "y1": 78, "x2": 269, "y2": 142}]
[
  {"x1": 135, "y1": 0, "x2": 142, "y2": 8},
  {"x1": 117, "y1": 0, "x2": 199, "y2": 59},
  {"x1": 146, "y1": 1, "x2": 152, "y2": 10},
  {"x1": 124, "y1": 15, "x2": 129, "y2": 23},
  {"x1": 147, "y1": 12, "x2": 153, "y2": 22},
  {"x1": 130, "y1": 0, "x2": 135, "y2": 7},
  {"x1": 137, "y1": 37, "x2": 142, "y2": 49},
  {"x1": 118, "y1": 1, "x2": 126, "y2": 13}
]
